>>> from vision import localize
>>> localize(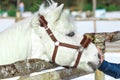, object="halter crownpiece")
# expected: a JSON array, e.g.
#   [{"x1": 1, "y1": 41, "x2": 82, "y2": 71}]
[
  {"x1": 39, "y1": 15, "x2": 48, "y2": 27},
  {"x1": 39, "y1": 15, "x2": 91, "y2": 68},
  {"x1": 39, "y1": 15, "x2": 57, "y2": 42}
]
